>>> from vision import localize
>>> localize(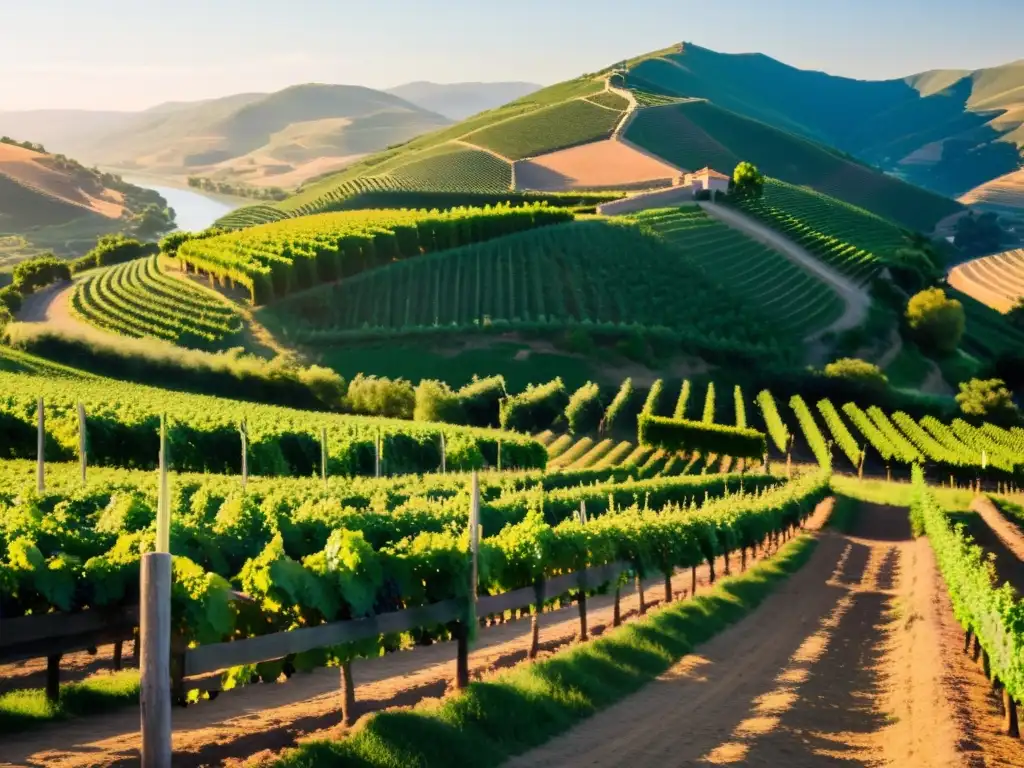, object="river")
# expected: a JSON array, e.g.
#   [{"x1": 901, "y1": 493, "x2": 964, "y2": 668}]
[{"x1": 123, "y1": 178, "x2": 244, "y2": 232}]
